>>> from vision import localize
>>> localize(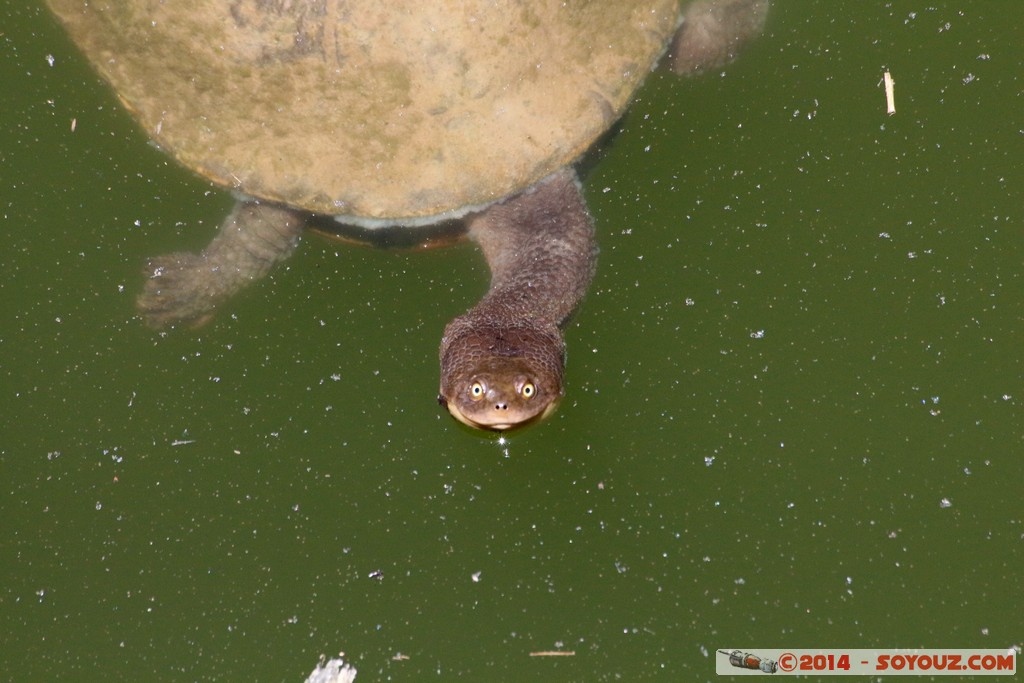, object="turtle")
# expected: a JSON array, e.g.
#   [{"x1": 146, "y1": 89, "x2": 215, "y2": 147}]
[{"x1": 46, "y1": 0, "x2": 769, "y2": 431}]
